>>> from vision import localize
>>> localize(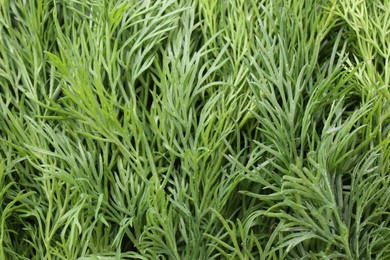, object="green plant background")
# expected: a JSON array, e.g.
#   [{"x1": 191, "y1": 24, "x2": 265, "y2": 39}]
[{"x1": 0, "y1": 0, "x2": 389, "y2": 259}]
